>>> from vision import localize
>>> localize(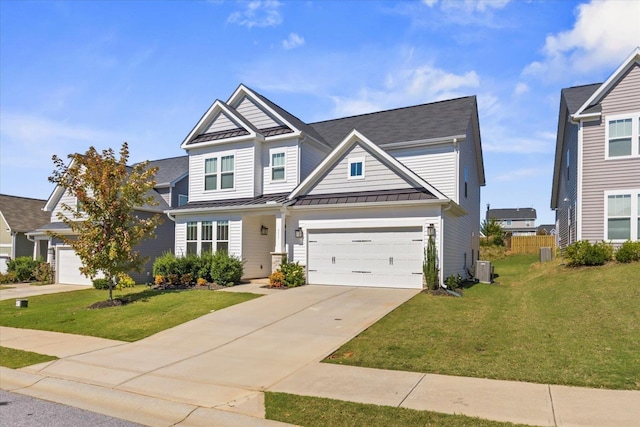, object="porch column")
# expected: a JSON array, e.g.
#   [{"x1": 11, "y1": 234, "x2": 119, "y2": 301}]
[{"x1": 271, "y1": 209, "x2": 288, "y2": 273}]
